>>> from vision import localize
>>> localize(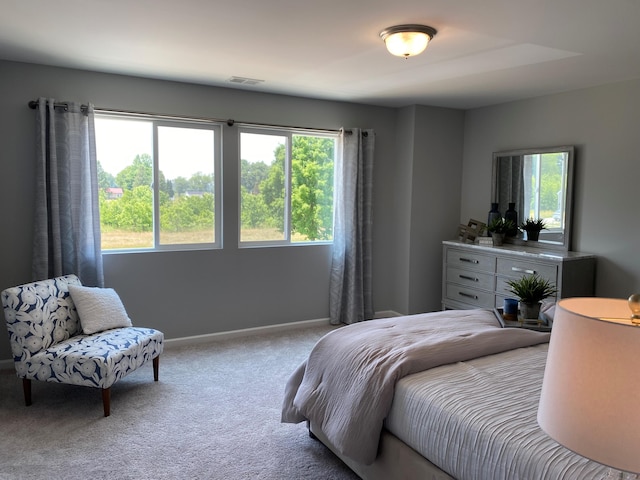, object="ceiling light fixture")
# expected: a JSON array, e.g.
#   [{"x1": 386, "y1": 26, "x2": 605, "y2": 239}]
[{"x1": 379, "y1": 24, "x2": 437, "y2": 58}]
